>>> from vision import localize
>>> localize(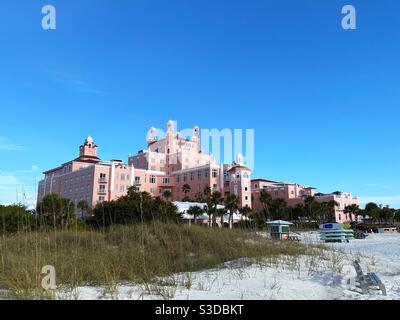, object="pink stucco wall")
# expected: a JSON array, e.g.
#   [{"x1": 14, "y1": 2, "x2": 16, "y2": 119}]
[
  {"x1": 37, "y1": 121, "x2": 359, "y2": 223},
  {"x1": 251, "y1": 179, "x2": 360, "y2": 223}
]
